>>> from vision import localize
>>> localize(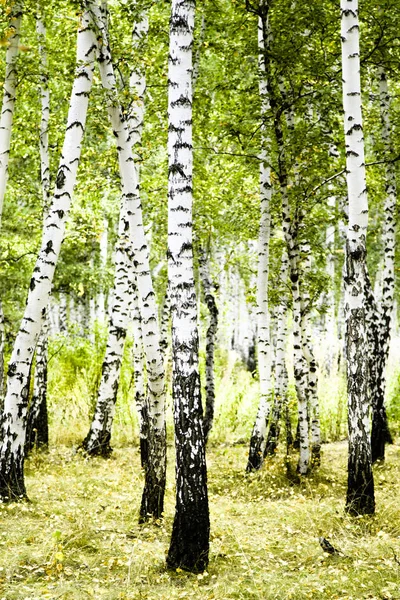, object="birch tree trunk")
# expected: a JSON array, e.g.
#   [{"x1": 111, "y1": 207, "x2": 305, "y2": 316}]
[
  {"x1": 25, "y1": 311, "x2": 49, "y2": 453},
  {"x1": 246, "y1": 14, "x2": 273, "y2": 472},
  {"x1": 90, "y1": 3, "x2": 167, "y2": 521},
  {"x1": 265, "y1": 251, "x2": 288, "y2": 456},
  {"x1": 166, "y1": 0, "x2": 209, "y2": 573},
  {"x1": 370, "y1": 65, "x2": 396, "y2": 462},
  {"x1": 300, "y1": 243, "x2": 321, "y2": 467},
  {"x1": 0, "y1": 300, "x2": 4, "y2": 406},
  {"x1": 256, "y1": 6, "x2": 310, "y2": 475},
  {"x1": 132, "y1": 286, "x2": 149, "y2": 470},
  {"x1": 25, "y1": 9, "x2": 52, "y2": 455},
  {"x1": 97, "y1": 216, "x2": 108, "y2": 323},
  {"x1": 341, "y1": 0, "x2": 375, "y2": 515},
  {"x1": 36, "y1": 8, "x2": 51, "y2": 214},
  {"x1": 0, "y1": 9, "x2": 96, "y2": 502},
  {"x1": 198, "y1": 245, "x2": 218, "y2": 445},
  {"x1": 0, "y1": 1, "x2": 22, "y2": 229}
]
